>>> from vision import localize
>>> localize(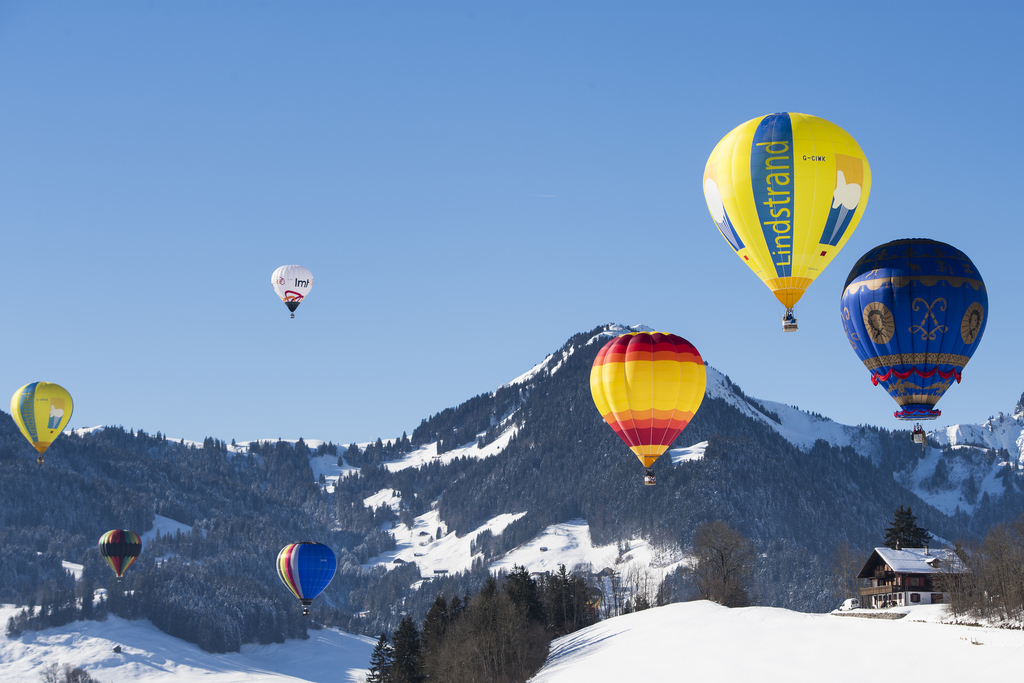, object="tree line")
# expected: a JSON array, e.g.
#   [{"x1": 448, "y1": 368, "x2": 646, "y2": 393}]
[{"x1": 365, "y1": 564, "x2": 596, "y2": 683}]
